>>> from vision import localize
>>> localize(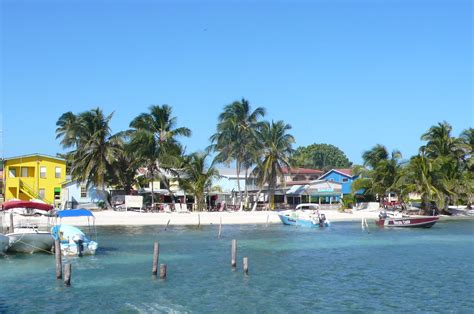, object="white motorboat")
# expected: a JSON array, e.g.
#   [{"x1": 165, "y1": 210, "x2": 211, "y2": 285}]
[
  {"x1": 1, "y1": 200, "x2": 55, "y2": 254},
  {"x1": 278, "y1": 203, "x2": 330, "y2": 228},
  {"x1": 51, "y1": 209, "x2": 98, "y2": 256}
]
